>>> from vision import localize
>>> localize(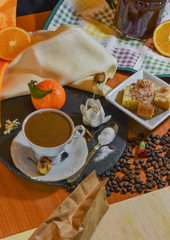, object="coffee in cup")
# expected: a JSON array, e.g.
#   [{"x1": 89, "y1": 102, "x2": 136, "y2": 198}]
[{"x1": 22, "y1": 109, "x2": 85, "y2": 160}]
